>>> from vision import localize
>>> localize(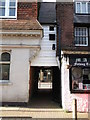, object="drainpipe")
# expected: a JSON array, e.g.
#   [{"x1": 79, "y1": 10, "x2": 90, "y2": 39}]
[{"x1": 57, "y1": 23, "x2": 62, "y2": 107}]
